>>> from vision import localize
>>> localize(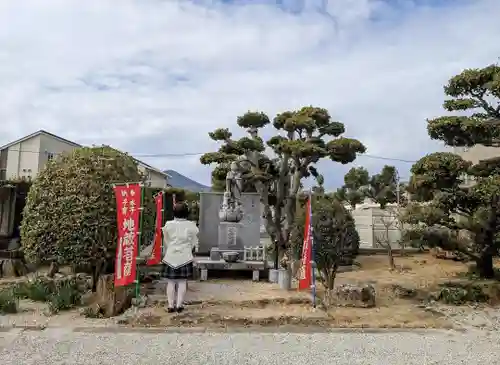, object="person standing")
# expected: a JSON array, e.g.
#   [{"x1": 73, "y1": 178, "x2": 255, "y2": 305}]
[{"x1": 161, "y1": 202, "x2": 199, "y2": 313}]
